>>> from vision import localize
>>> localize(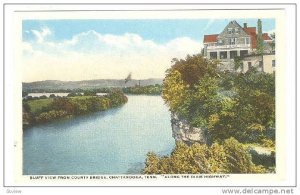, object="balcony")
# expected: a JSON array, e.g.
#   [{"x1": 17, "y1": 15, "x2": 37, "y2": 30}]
[{"x1": 206, "y1": 44, "x2": 251, "y2": 50}]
